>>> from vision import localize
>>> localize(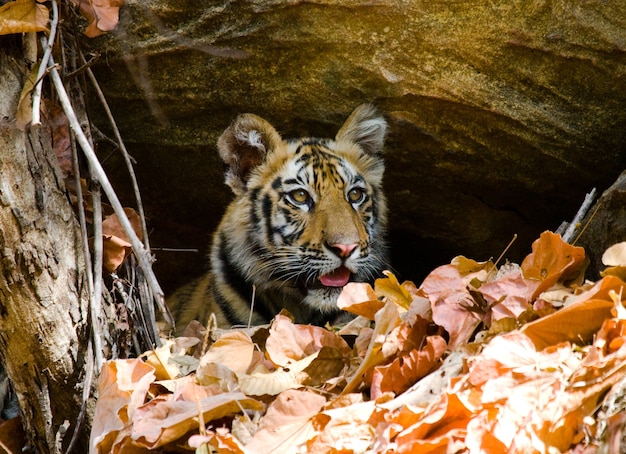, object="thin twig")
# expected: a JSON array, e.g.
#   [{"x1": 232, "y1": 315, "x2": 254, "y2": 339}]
[
  {"x1": 91, "y1": 181, "x2": 105, "y2": 370},
  {"x1": 64, "y1": 339, "x2": 95, "y2": 454},
  {"x1": 44, "y1": 50, "x2": 172, "y2": 326},
  {"x1": 65, "y1": 52, "x2": 100, "y2": 79},
  {"x1": 69, "y1": 131, "x2": 104, "y2": 370},
  {"x1": 562, "y1": 188, "x2": 597, "y2": 244},
  {"x1": 32, "y1": 0, "x2": 59, "y2": 126}
]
